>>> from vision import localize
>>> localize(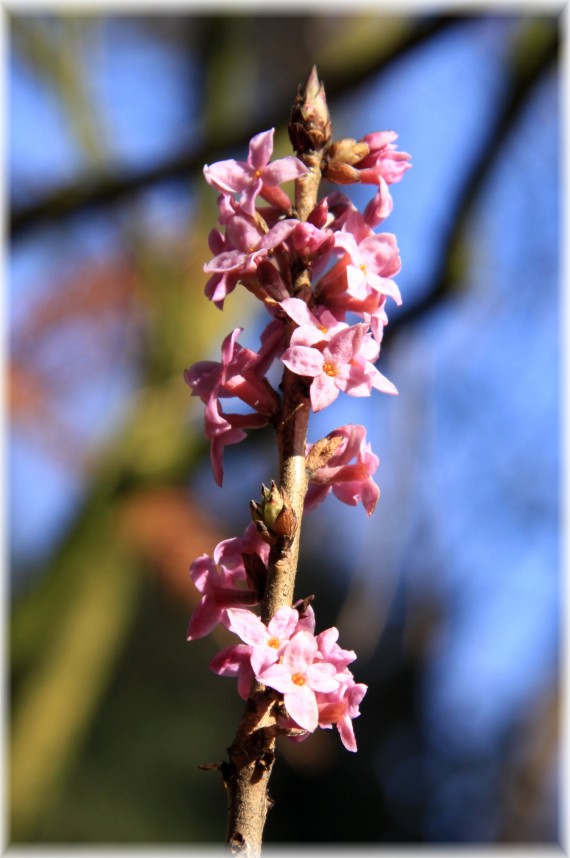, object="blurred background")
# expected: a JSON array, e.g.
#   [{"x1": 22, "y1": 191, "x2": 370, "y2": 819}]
[{"x1": 8, "y1": 8, "x2": 561, "y2": 848}]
